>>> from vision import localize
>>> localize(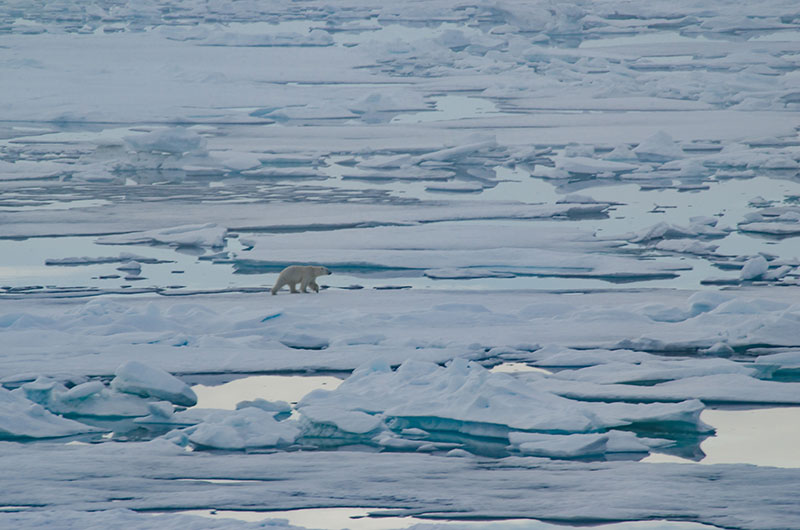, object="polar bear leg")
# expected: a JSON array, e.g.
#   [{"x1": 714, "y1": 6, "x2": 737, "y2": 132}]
[
  {"x1": 300, "y1": 278, "x2": 310, "y2": 293},
  {"x1": 271, "y1": 279, "x2": 284, "y2": 295},
  {"x1": 289, "y1": 282, "x2": 299, "y2": 293},
  {"x1": 310, "y1": 280, "x2": 319, "y2": 293}
]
